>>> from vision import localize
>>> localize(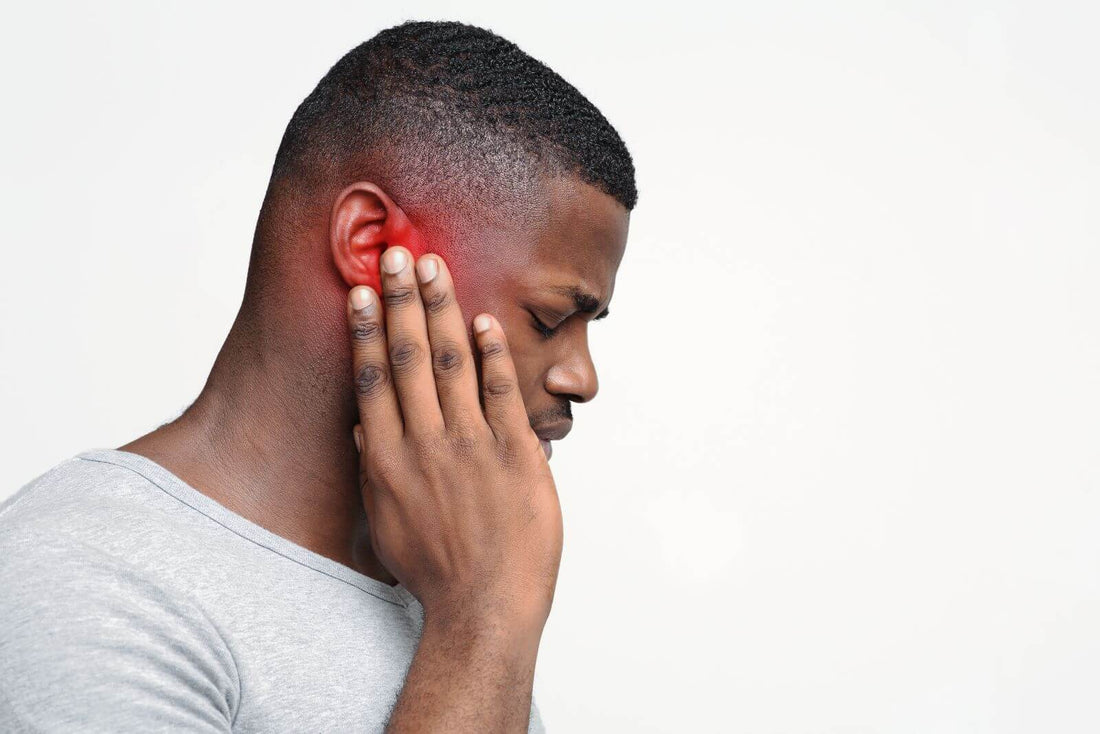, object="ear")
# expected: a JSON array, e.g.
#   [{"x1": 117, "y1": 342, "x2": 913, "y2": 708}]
[{"x1": 329, "y1": 181, "x2": 425, "y2": 292}]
